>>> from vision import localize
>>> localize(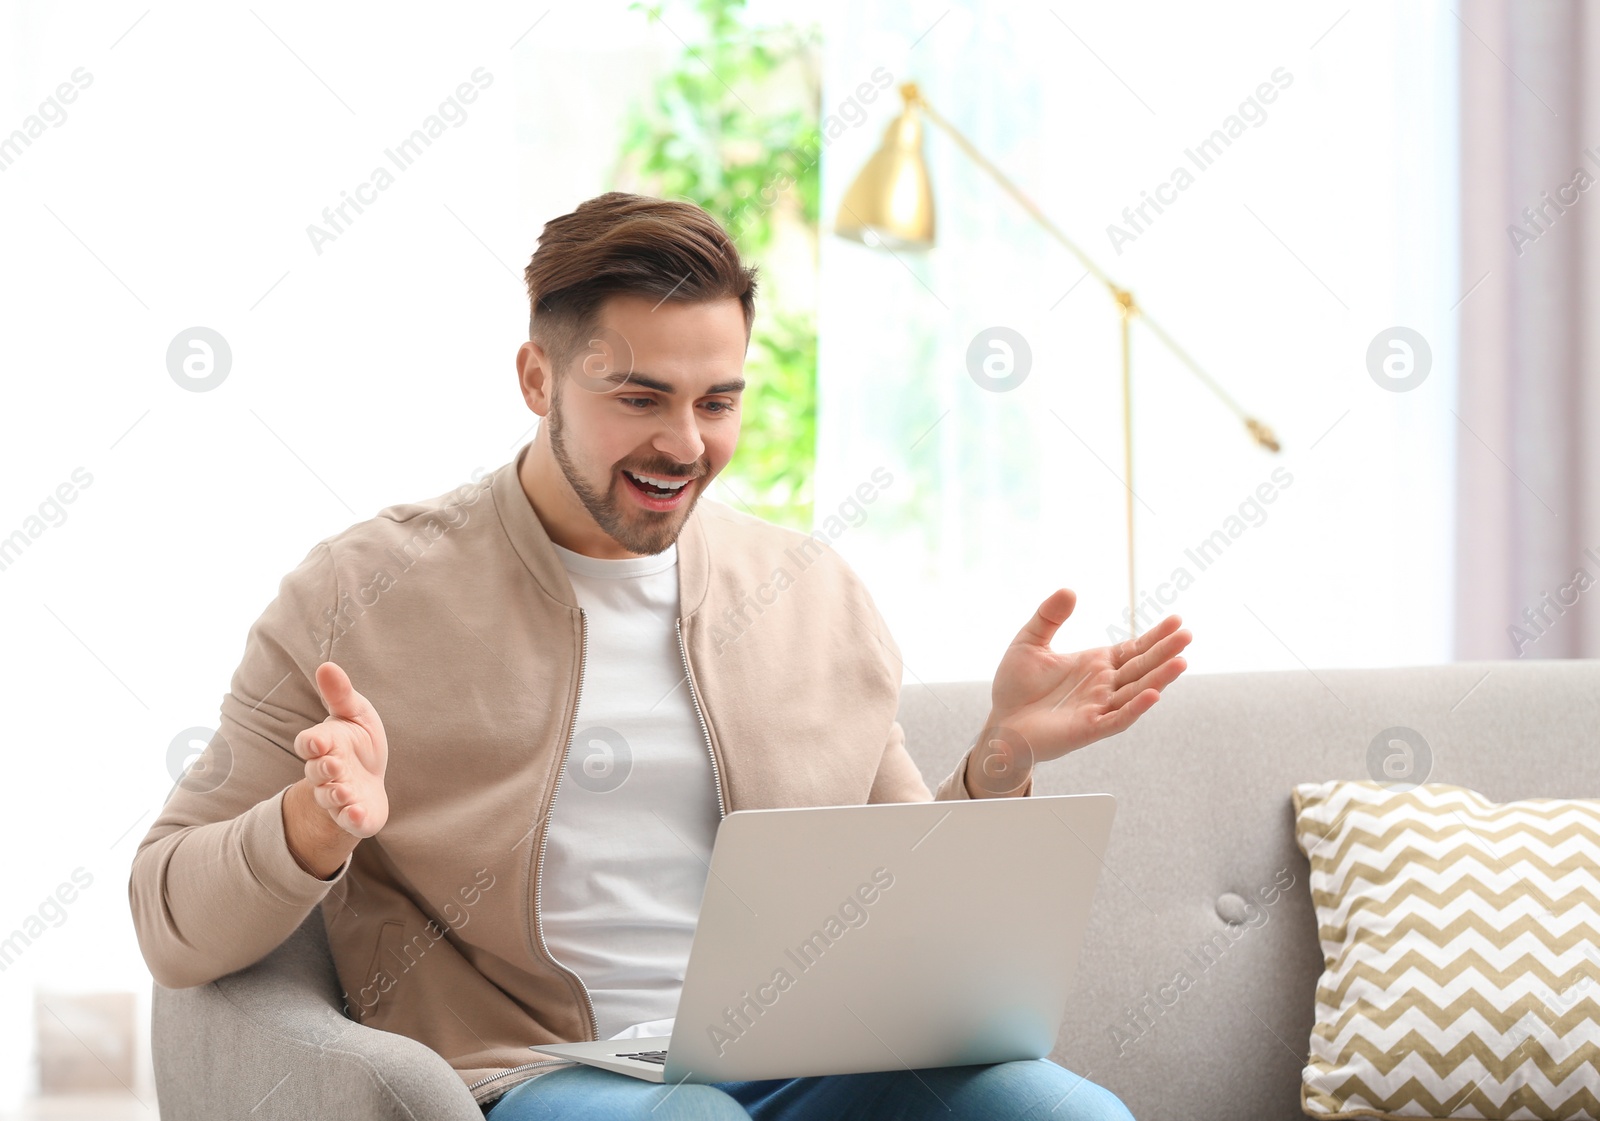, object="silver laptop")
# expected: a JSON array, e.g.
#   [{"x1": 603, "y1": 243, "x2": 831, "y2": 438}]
[{"x1": 527, "y1": 792, "x2": 1116, "y2": 1085}]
